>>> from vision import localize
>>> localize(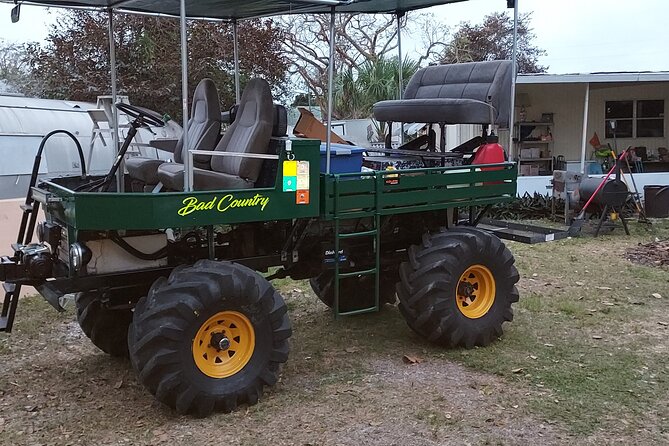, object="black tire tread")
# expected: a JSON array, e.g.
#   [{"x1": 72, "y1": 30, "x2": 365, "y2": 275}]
[
  {"x1": 129, "y1": 260, "x2": 291, "y2": 416},
  {"x1": 75, "y1": 291, "x2": 134, "y2": 357},
  {"x1": 397, "y1": 226, "x2": 520, "y2": 348}
]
